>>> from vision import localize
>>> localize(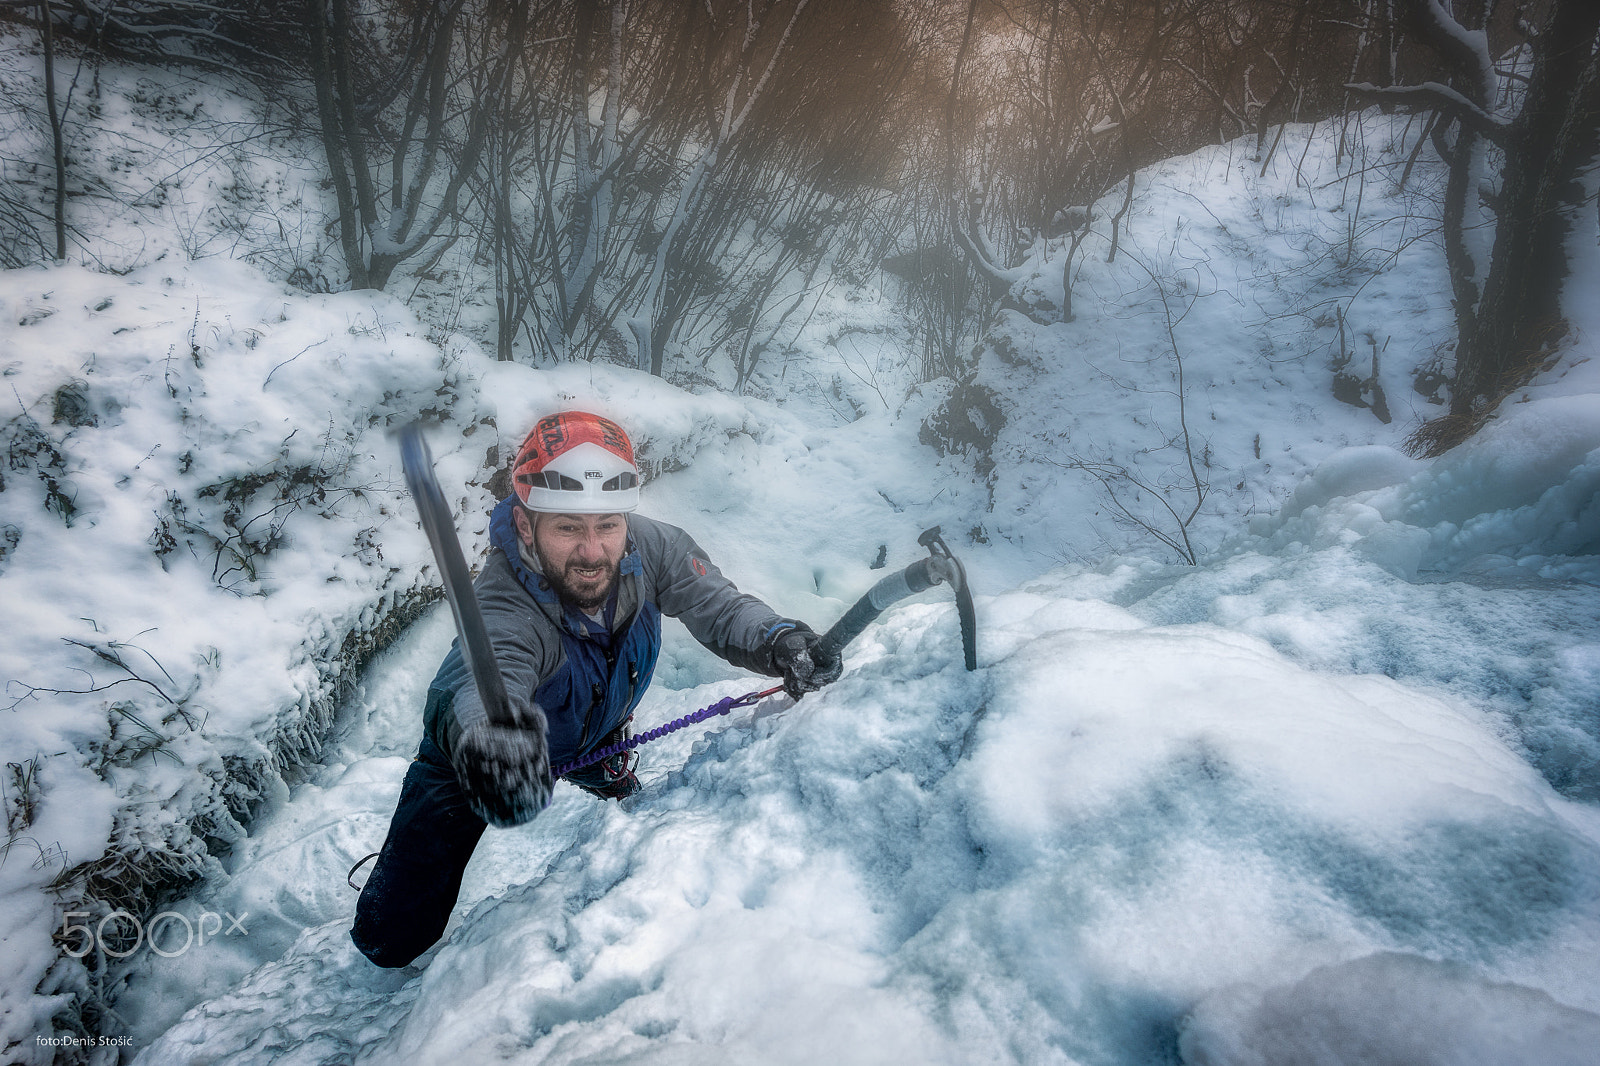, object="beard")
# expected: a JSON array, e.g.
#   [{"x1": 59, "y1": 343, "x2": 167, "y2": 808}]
[{"x1": 543, "y1": 555, "x2": 620, "y2": 612}]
